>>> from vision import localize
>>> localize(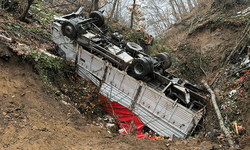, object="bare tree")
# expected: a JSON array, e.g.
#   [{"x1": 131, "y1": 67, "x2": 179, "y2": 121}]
[
  {"x1": 108, "y1": 0, "x2": 118, "y2": 23},
  {"x1": 114, "y1": 0, "x2": 119, "y2": 20},
  {"x1": 187, "y1": 0, "x2": 194, "y2": 12},
  {"x1": 192, "y1": 0, "x2": 198, "y2": 15},
  {"x1": 179, "y1": 0, "x2": 187, "y2": 14},
  {"x1": 192, "y1": 0, "x2": 198, "y2": 8},
  {"x1": 19, "y1": 0, "x2": 34, "y2": 21},
  {"x1": 169, "y1": 0, "x2": 179, "y2": 20},
  {"x1": 93, "y1": 0, "x2": 99, "y2": 11},
  {"x1": 173, "y1": 0, "x2": 182, "y2": 19},
  {"x1": 130, "y1": 0, "x2": 136, "y2": 28}
]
